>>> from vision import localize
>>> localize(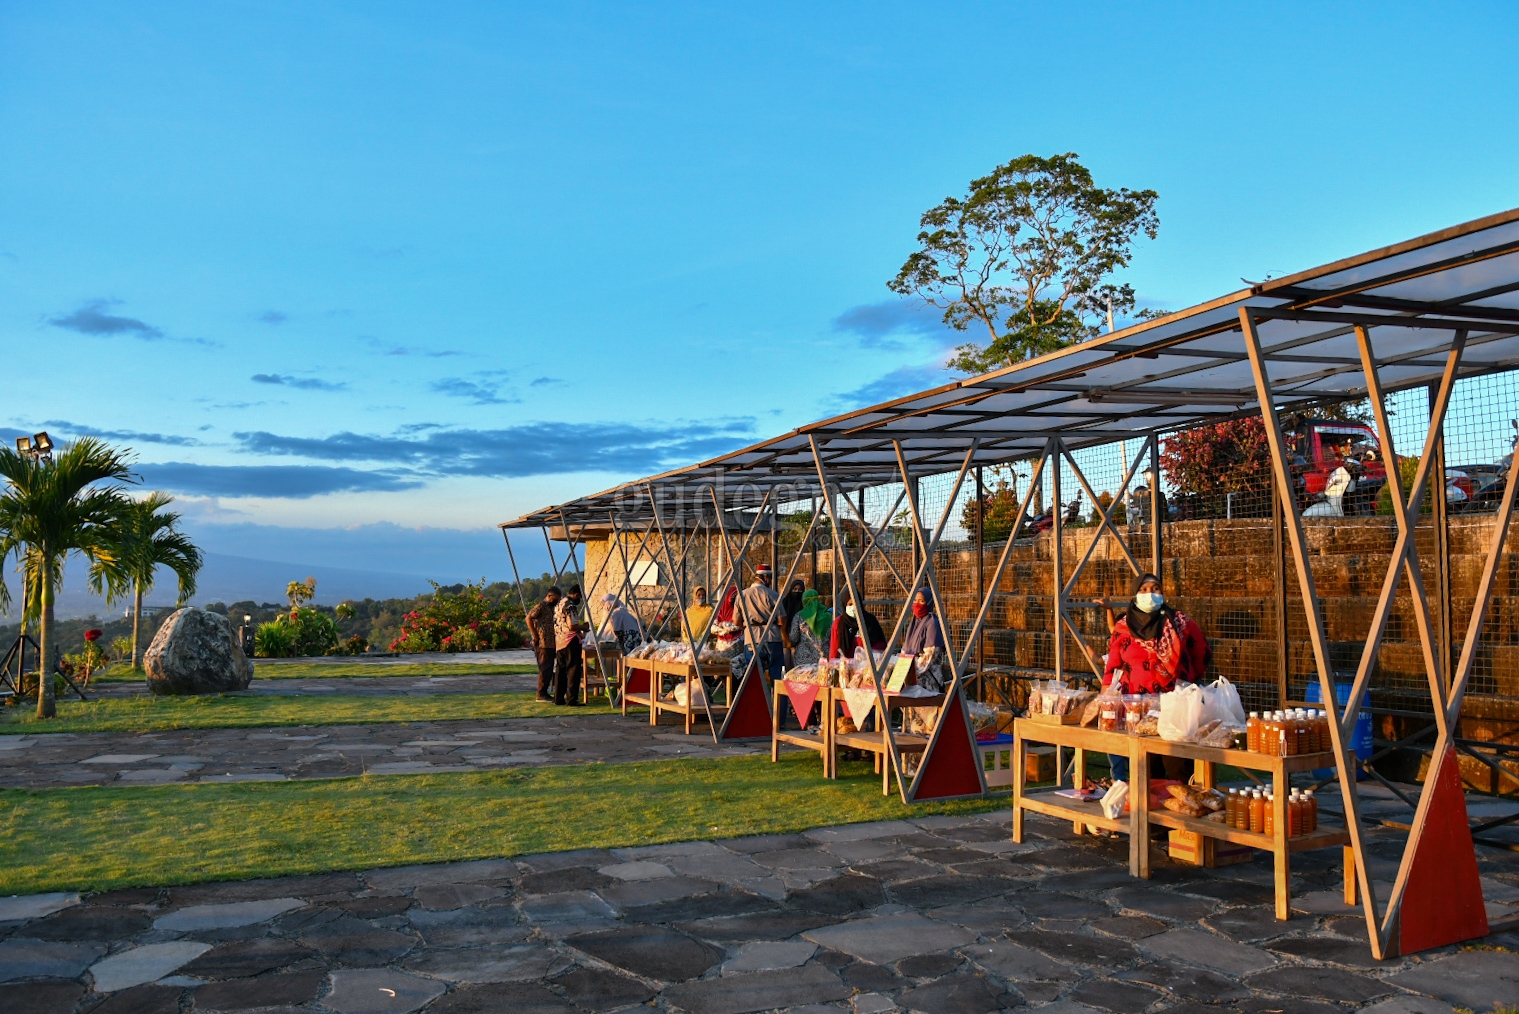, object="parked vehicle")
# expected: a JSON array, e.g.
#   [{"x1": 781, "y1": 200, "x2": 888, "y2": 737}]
[{"x1": 1287, "y1": 420, "x2": 1387, "y2": 516}]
